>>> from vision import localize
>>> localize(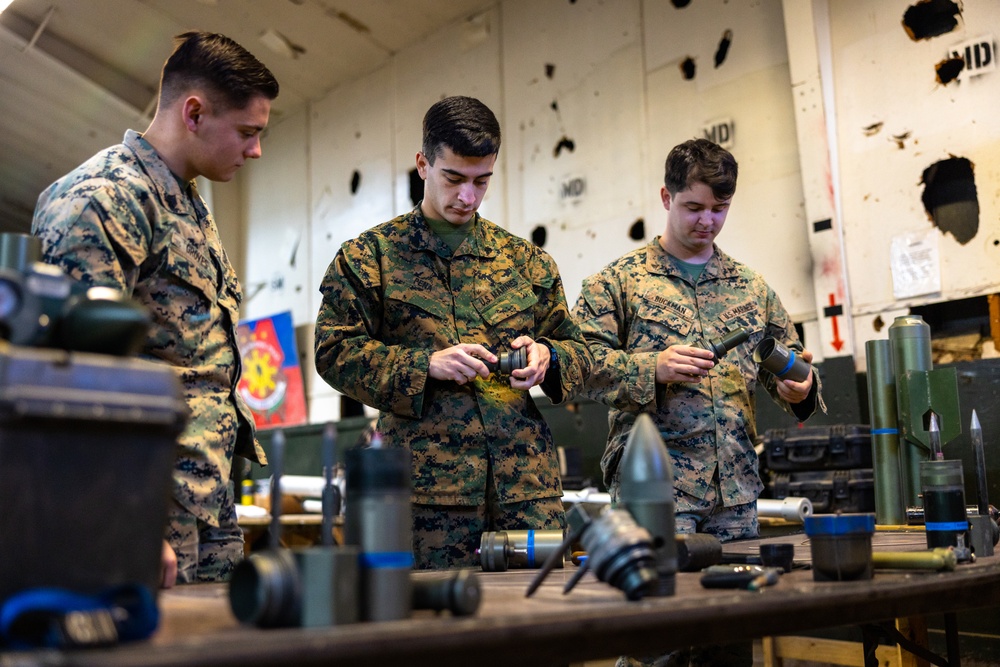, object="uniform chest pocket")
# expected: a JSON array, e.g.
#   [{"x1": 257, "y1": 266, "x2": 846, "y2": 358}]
[
  {"x1": 163, "y1": 240, "x2": 218, "y2": 305},
  {"x1": 634, "y1": 300, "x2": 694, "y2": 339},
  {"x1": 384, "y1": 280, "x2": 452, "y2": 341},
  {"x1": 475, "y1": 280, "x2": 538, "y2": 328}
]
